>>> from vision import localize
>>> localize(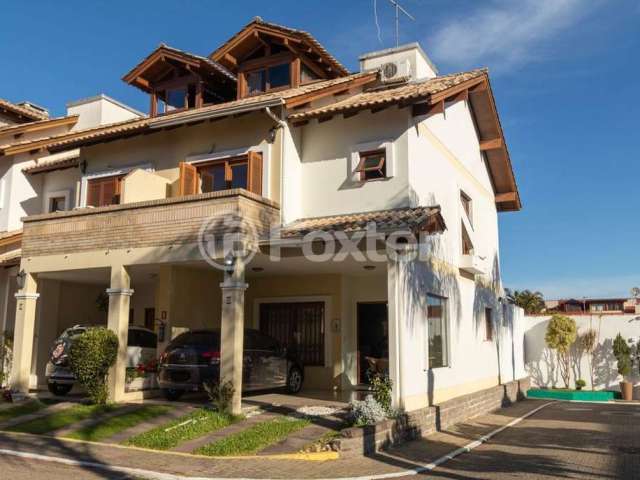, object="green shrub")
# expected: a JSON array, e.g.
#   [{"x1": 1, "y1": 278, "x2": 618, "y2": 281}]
[
  {"x1": 613, "y1": 333, "x2": 632, "y2": 378},
  {"x1": 203, "y1": 380, "x2": 235, "y2": 413},
  {"x1": 368, "y1": 372, "x2": 392, "y2": 414},
  {"x1": 545, "y1": 314, "x2": 577, "y2": 388},
  {"x1": 575, "y1": 379, "x2": 586, "y2": 390},
  {"x1": 69, "y1": 328, "x2": 118, "y2": 404}
]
